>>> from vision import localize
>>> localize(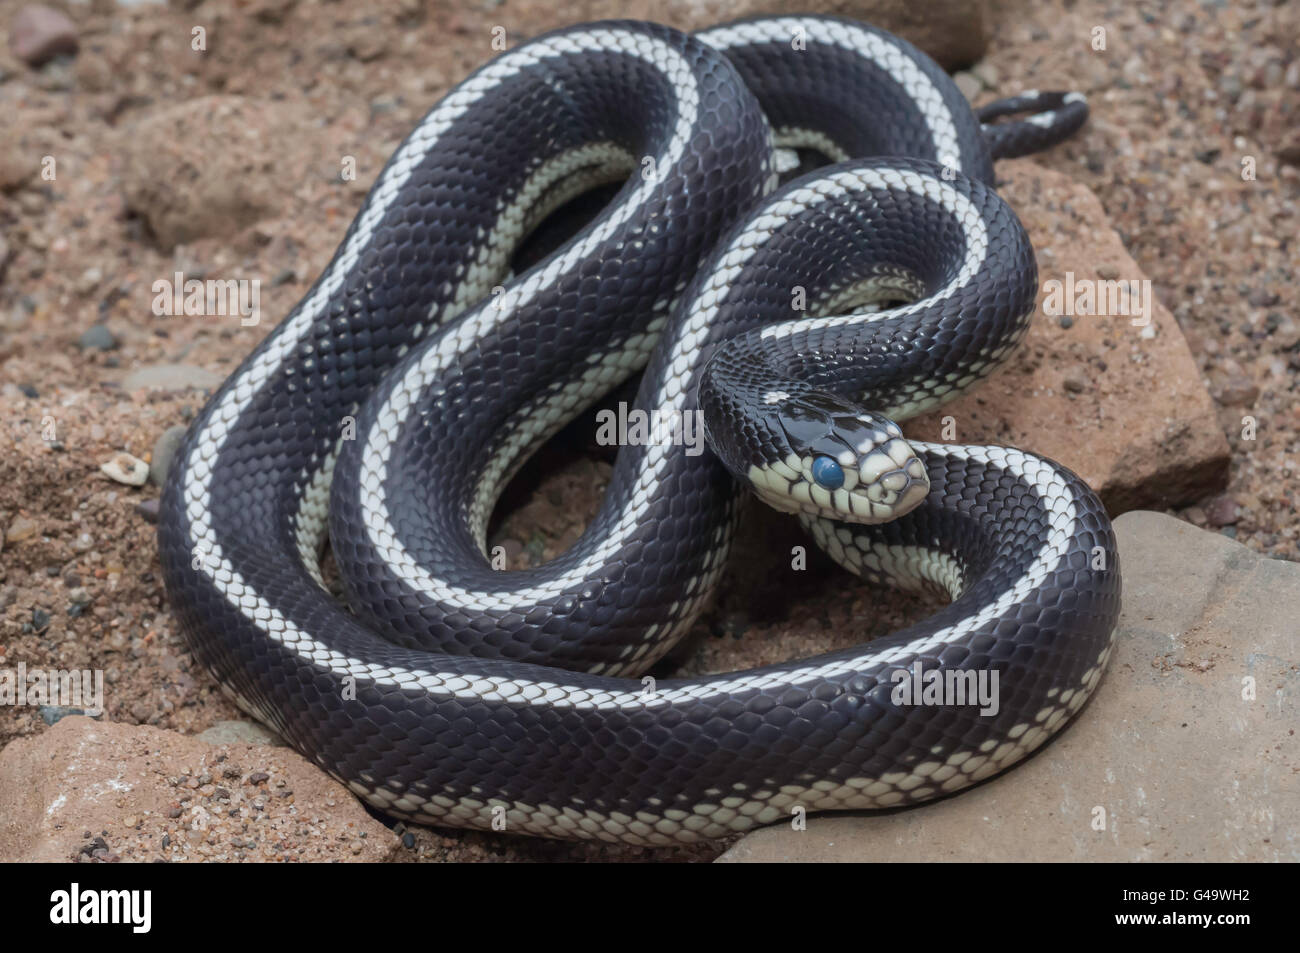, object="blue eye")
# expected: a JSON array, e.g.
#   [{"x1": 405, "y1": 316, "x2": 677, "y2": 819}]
[{"x1": 811, "y1": 455, "x2": 844, "y2": 489}]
